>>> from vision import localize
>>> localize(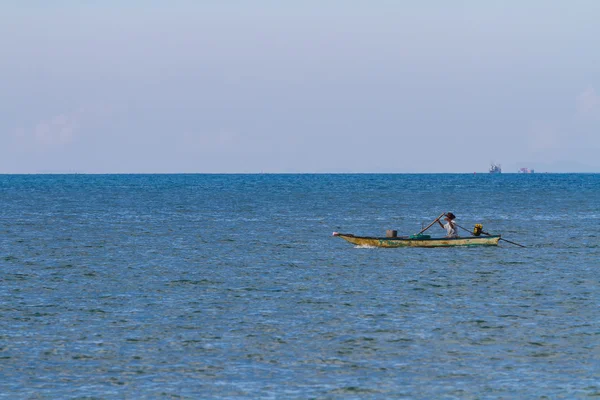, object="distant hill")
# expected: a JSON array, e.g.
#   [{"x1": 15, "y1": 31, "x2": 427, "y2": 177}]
[{"x1": 508, "y1": 160, "x2": 599, "y2": 173}]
